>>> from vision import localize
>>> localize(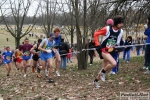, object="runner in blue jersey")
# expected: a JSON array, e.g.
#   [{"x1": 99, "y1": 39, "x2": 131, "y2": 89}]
[
  {"x1": 38, "y1": 33, "x2": 57, "y2": 83},
  {"x1": 2, "y1": 46, "x2": 13, "y2": 76},
  {"x1": 53, "y1": 28, "x2": 61, "y2": 76}
]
